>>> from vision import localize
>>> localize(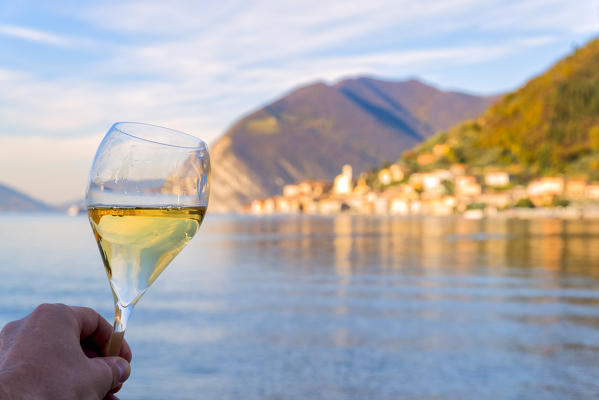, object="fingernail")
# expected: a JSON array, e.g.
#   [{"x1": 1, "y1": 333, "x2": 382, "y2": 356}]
[{"x1": 115, "y1": 358, "x2": 130, "y2": 383}]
